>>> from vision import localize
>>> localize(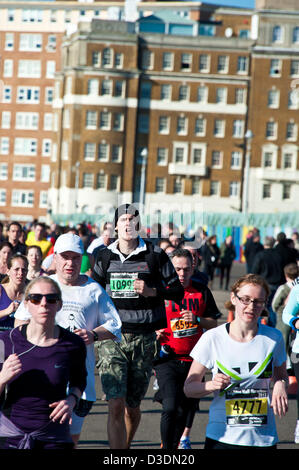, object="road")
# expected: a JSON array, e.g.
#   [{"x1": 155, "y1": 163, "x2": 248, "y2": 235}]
[{"x1": 78, "y1": 262, "x2": 298, "y2": 451}]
